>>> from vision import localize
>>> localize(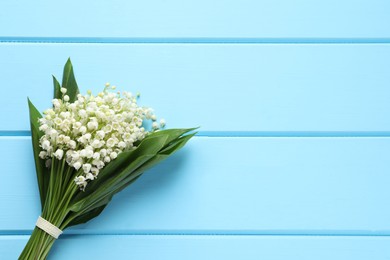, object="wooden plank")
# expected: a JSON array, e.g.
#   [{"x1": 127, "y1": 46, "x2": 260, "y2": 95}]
[
  {"x1": 2, "y1": 235, "x2": 390, "y2": 260},
  {"x1": 2, "y1": 43, "x2": 390, "y2": 132},
  {"x1": 0, "y1": 1, "x2": 389, "y2": 38},
  {"x1": 1, "y1": 136, "x2": 390, "y2": 233}
]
